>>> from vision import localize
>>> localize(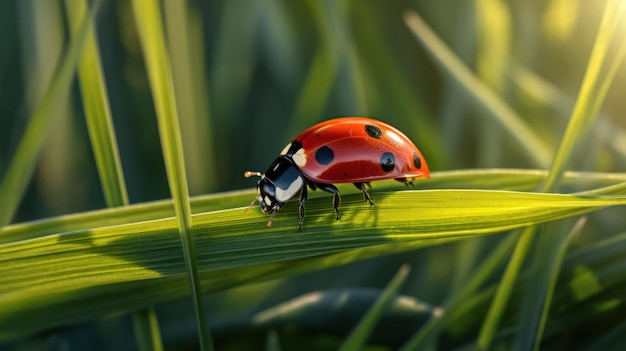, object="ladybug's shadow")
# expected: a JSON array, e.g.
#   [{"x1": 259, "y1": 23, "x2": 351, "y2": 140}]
[
  {"x1": 294, "y1": 191, "x2": 382, "y2": 231},
  {"x1": 49, "y1": 190, "x2": 390, "y2": 281}
]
